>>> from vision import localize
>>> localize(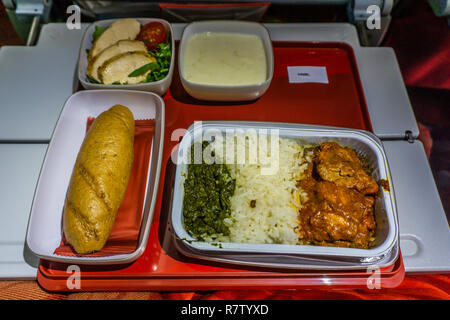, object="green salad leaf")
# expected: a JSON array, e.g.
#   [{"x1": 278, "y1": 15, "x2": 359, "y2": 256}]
[
  {"x1": 85, "y1": 74, "x2": 100, "y2": 84},
  {"x1": 128, "y1": 62, "x2": 158, "y2": 77},
  {"x1": 145, "y1": 39, "x2": 172, "y2": 82},
  {"x1": 92, "y1": 26, "x2": 108, "y2": 42}
]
